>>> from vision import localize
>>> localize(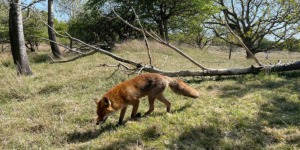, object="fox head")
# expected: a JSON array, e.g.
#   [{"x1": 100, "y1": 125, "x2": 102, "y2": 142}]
[{"x1": 94, "y1": 97, "x2": 115, "y2": 126}]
